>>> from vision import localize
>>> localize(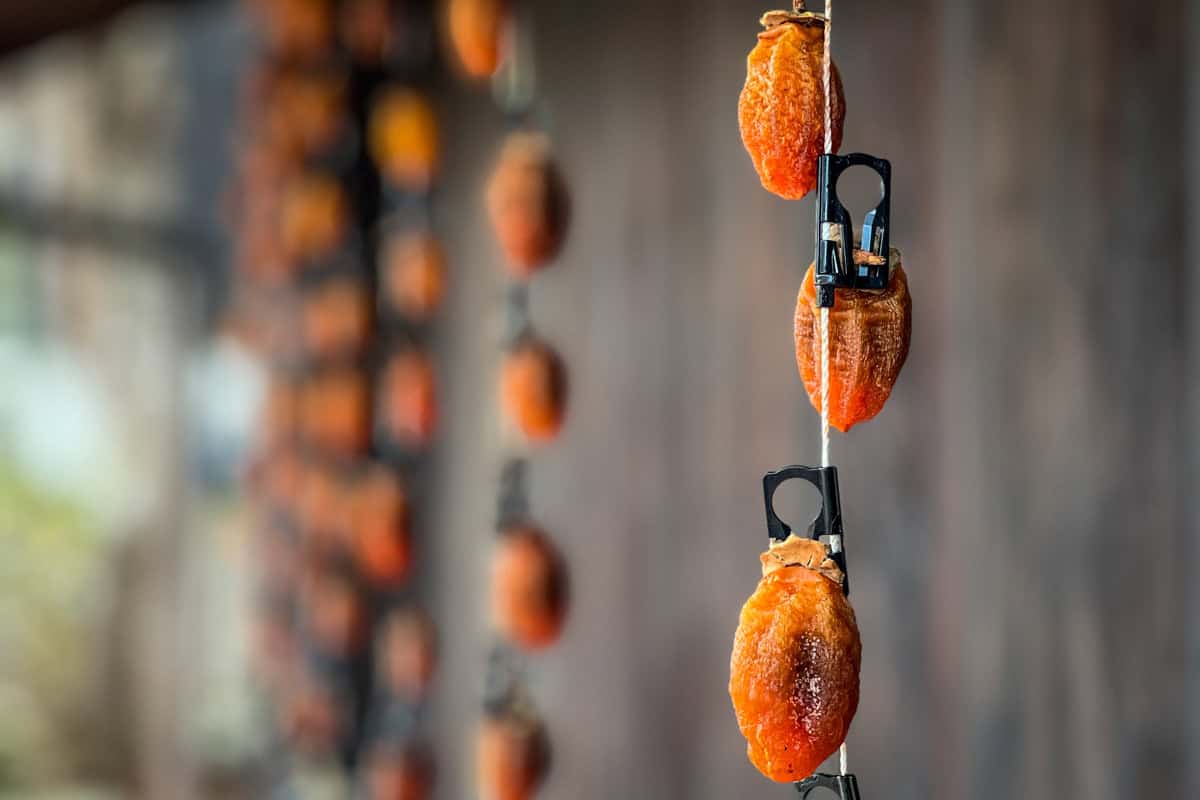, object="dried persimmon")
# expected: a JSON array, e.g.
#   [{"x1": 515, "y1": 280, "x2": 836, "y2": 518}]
[
  {"x1": 381, "y1": 232, "x2": 446, "y2": 319},
  {"x1": 738, "y1": 7, "x2": 845, "y2": 199},
  {"x1": 446, "y1": 0, "x2": 509, "y2": 79},
  {"x1": 730, "y1": 537, "x2": 861, "y2": 782},
  {"x1": 377, "y1": 608, "x2": 437, "y2": 700},
  {"x1": 477, "y1": 710, "x2": 550, "y2": 800},
  {"x1": 794, "y1": 258, "x2": 912, "y2": 431},
  {"x1": 500, "y1": 338, "x2": 567, "y2": 443},
  {"x1": 491, "y1": 526, "x2": 568, "y2": 651},
  {"x1": 365, "y1": 743, "x2": 436, "y2": 800},
  {"x1": 369, "y1": 88, "x2": 439, "y2": 191},
  {"x1": 486, "y1": 132, "x2": 569, "y2": 277},
  {"x1": 380, "y1": 349, "x2": 438, "y2": 448},
  {"x1": 351, "y1": 466, "x2": 411, "y2": 583}
]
